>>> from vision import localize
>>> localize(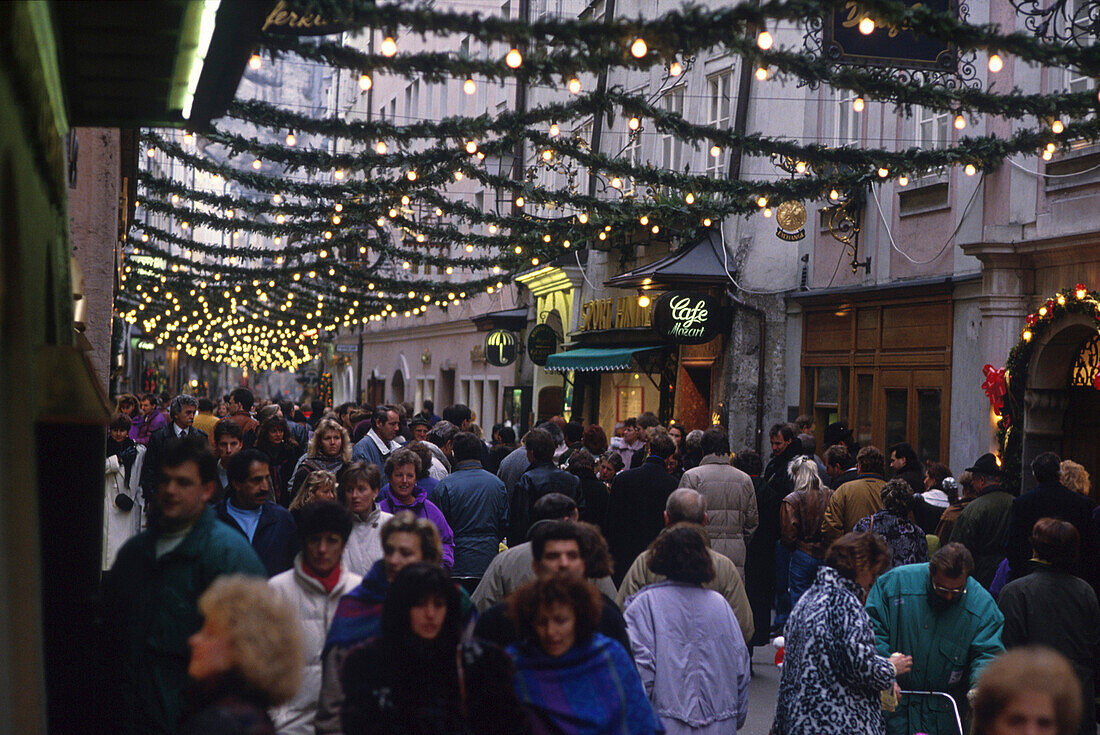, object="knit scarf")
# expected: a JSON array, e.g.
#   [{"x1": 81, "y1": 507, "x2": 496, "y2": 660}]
[
  {"x1": 323, "y1": 559, "x2": 389, "y2": 655},
  {"x1": 508, "y1": 633, "x2": 661, "y2": 735}
]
